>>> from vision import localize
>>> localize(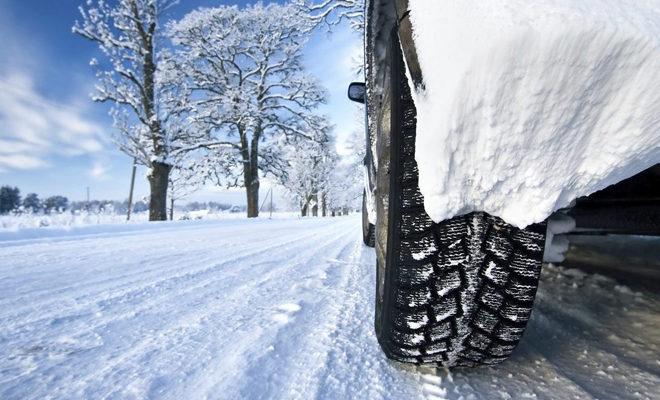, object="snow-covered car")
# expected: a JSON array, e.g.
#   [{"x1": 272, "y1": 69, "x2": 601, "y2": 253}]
[{"x1": 348, "y1": 0, "x2": 660, "y2": 368}]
